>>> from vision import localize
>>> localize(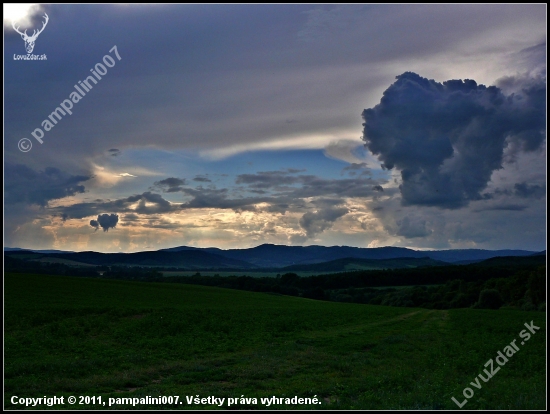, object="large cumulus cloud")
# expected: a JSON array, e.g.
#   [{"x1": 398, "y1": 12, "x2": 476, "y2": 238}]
[{"x1": 362, "y1": 72, "x2": 546, "y2": 209}]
